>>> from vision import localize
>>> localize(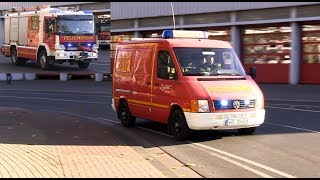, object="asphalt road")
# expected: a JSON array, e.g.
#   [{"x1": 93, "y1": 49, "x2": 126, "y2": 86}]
[
  {"x1": 0, "y1": 81, "x2": 319, "y2": 178},
  {"x1": 0, "y1": 48, "x2": 110, "y2": 73}
]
